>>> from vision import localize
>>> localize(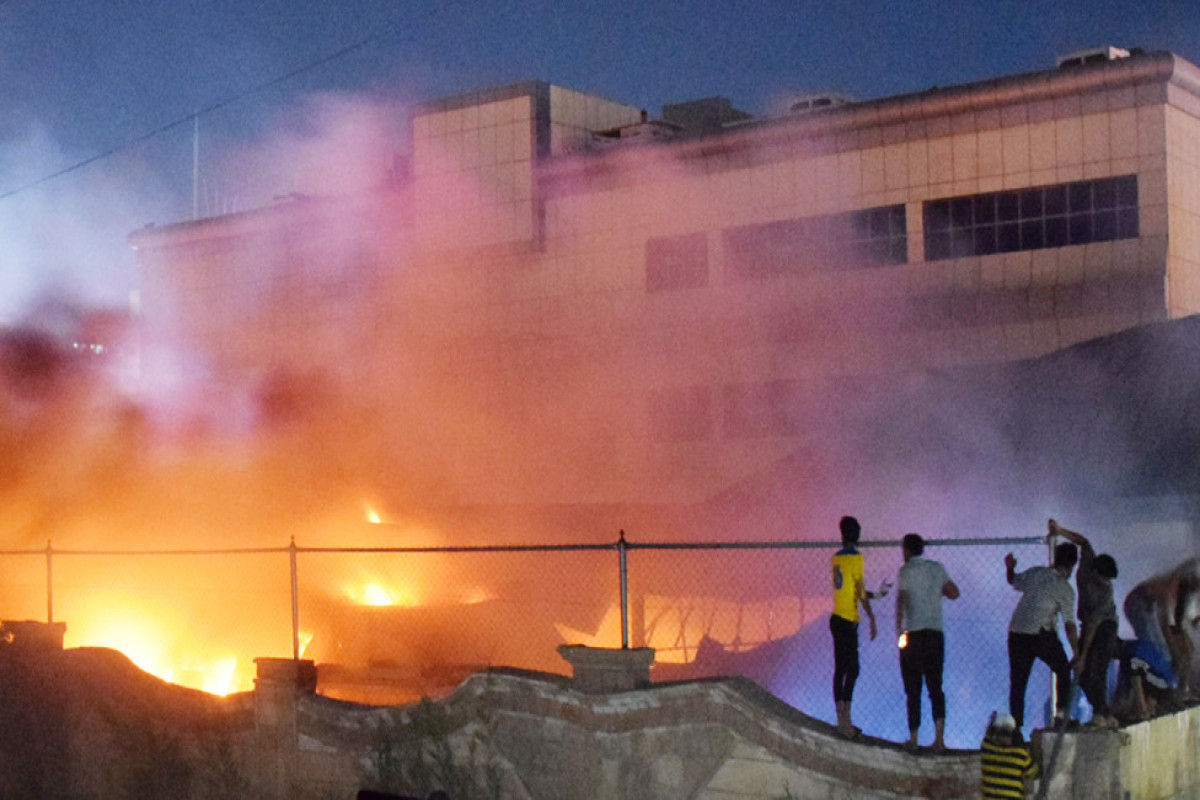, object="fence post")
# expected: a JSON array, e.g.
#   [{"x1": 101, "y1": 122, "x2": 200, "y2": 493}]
[
  {"x1": 45, "y1": 540, "x2": 54, "y2": 624},
  {"x1": 1047, "y1": 531, "x2": 1058, "y2": 724},
  {"x1": 618, "y1": 530, "x2": 629, "y2": 650},
  {"x1": 289, "y1": 538, "x2": 300, "y2": 661}
]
